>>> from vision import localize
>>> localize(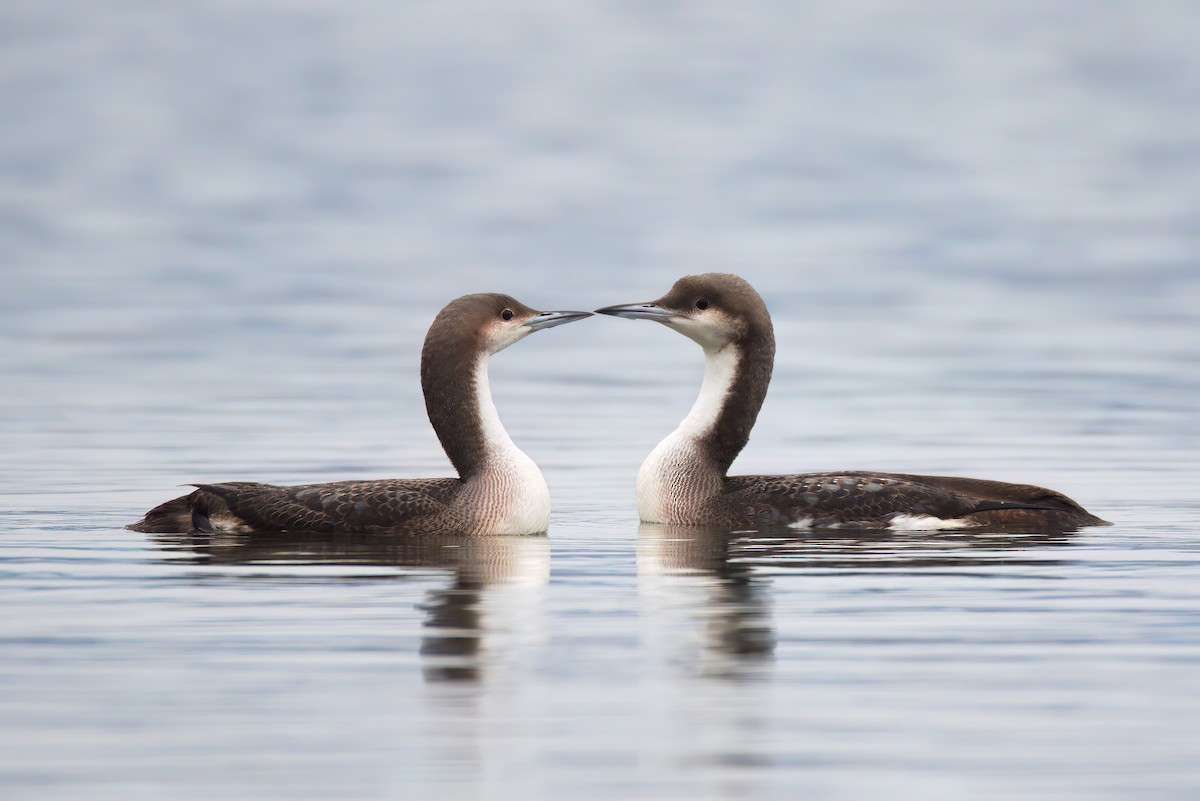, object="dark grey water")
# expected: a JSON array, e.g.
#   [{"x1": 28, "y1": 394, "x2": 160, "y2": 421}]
[{"x1": 3, "y1": 2, "x2": 1200, "y2": 799}]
